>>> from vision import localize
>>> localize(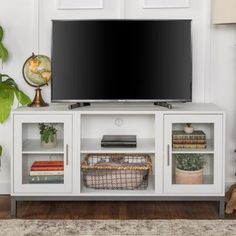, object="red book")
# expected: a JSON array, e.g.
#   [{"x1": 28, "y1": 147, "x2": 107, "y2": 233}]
[
  {"x1": 31, "y1": 161, "x2": 64, "y2": 168},
  {"x1": 31, "y1": 166, "x2": 64, "y2": 171}
]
